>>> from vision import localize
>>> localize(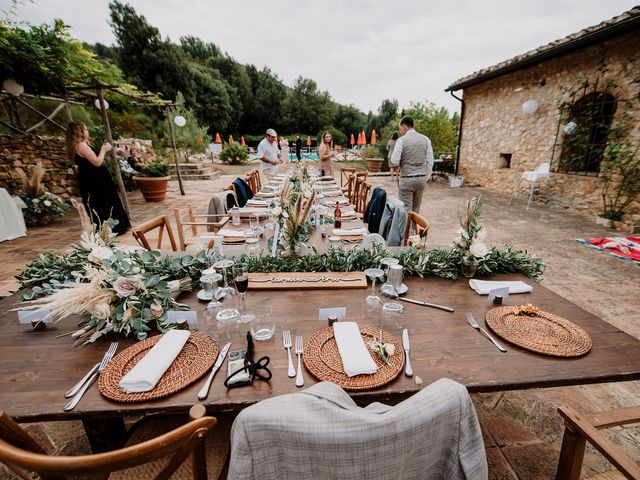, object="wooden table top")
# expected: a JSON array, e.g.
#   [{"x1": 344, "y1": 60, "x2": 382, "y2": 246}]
[{"x1": 2, "y1": 273, "x2": 640, "y2": 423}]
